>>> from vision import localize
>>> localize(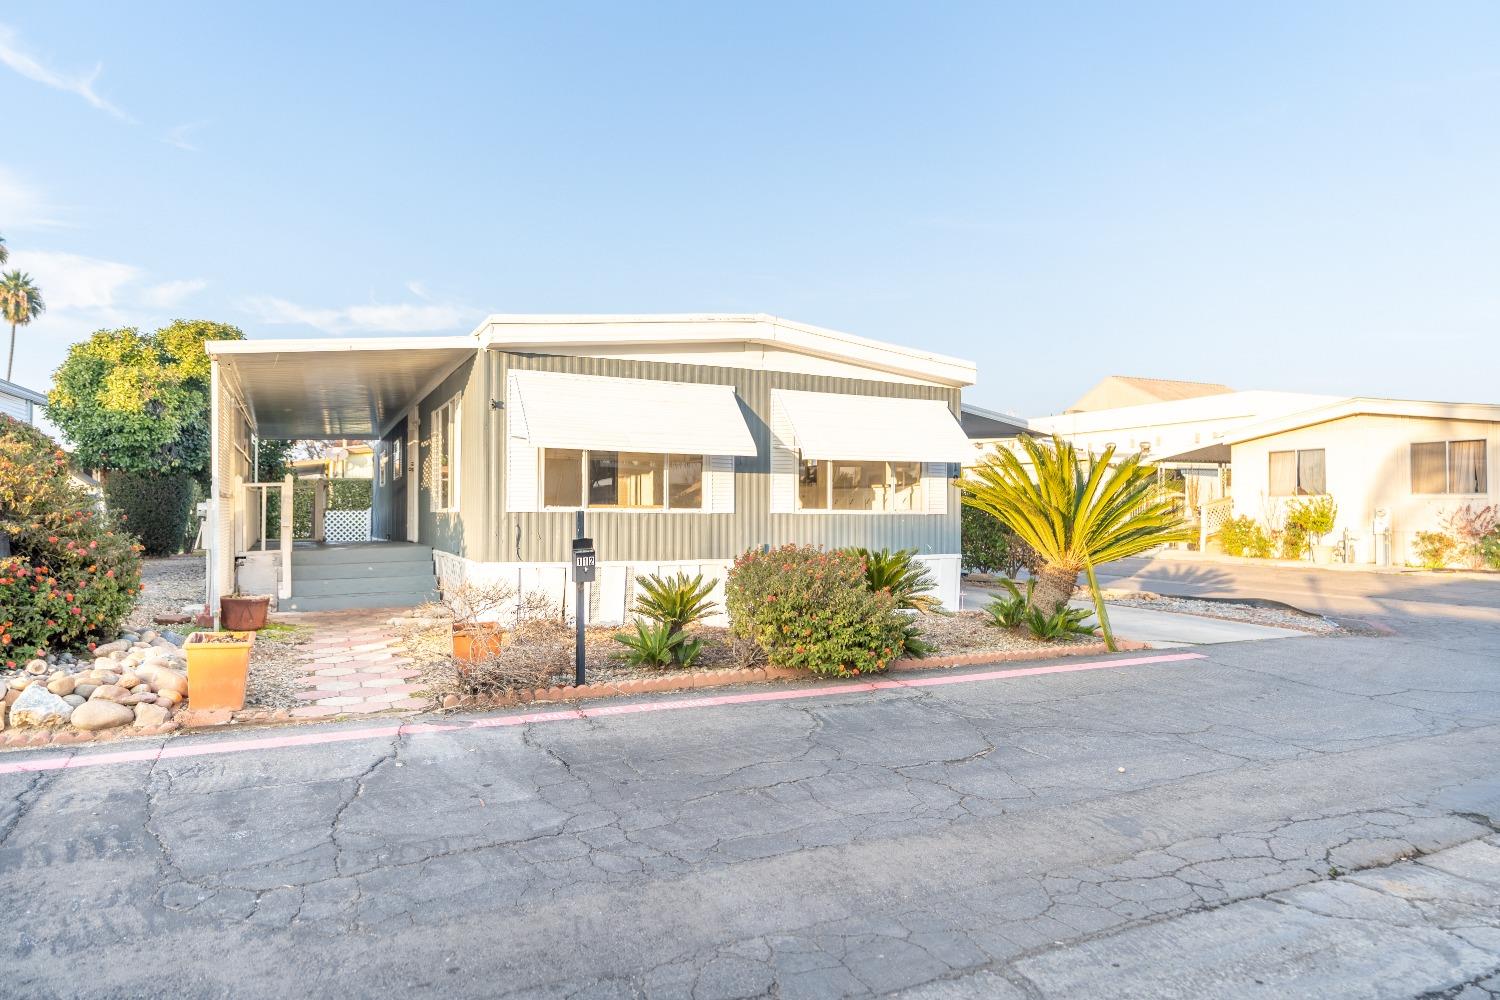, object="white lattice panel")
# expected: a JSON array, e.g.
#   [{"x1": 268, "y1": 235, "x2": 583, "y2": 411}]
[{"x1": 325, "y1": 510, "x2": 372, "y2": 544}]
